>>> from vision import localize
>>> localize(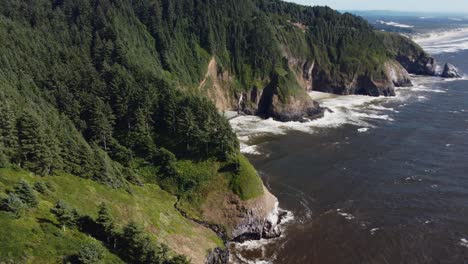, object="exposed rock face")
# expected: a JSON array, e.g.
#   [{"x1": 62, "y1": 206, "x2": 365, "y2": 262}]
[
  {"x1": 311, "y1": 60, "x2": 411, "y2": 97},
  {"x1": 378, "y1": 32, "x2": 436, "y2": 76},
  {"x1": 385, "y1": 61, "x2": 413, "y2": 87},
  {"x1": 199, "y1": 58, "x2": 236, "y2": 111},
  {"x1": 396, "y1": 54, "x2": 436, "y2": 76},
  {"x1": 205, "y1": 248, "x2": 229, "y2": 264},
  {"x1": 441, "y1": 63, "x2": 462, "y2": 78},
  {"x1": 201, "y1": 186, "x2": 283, "y2": 242},
  {"x1": 257, "y1": 74, "x2": 323, "y2": 122}
]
